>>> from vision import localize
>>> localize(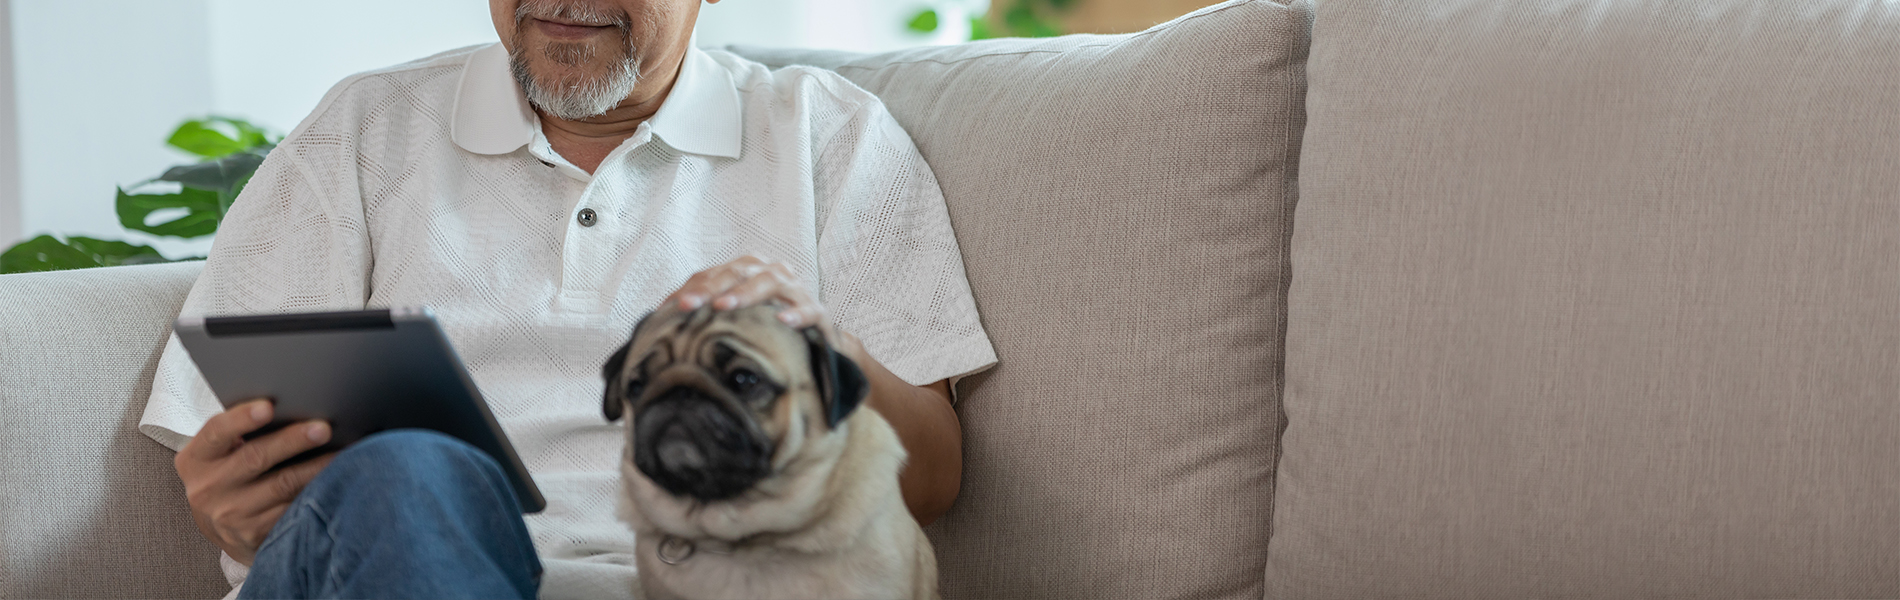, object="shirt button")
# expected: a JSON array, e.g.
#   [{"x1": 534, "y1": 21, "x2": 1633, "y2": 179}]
[{"x1": 577, "y1": 208, "x2": 598, "y2": 227}]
